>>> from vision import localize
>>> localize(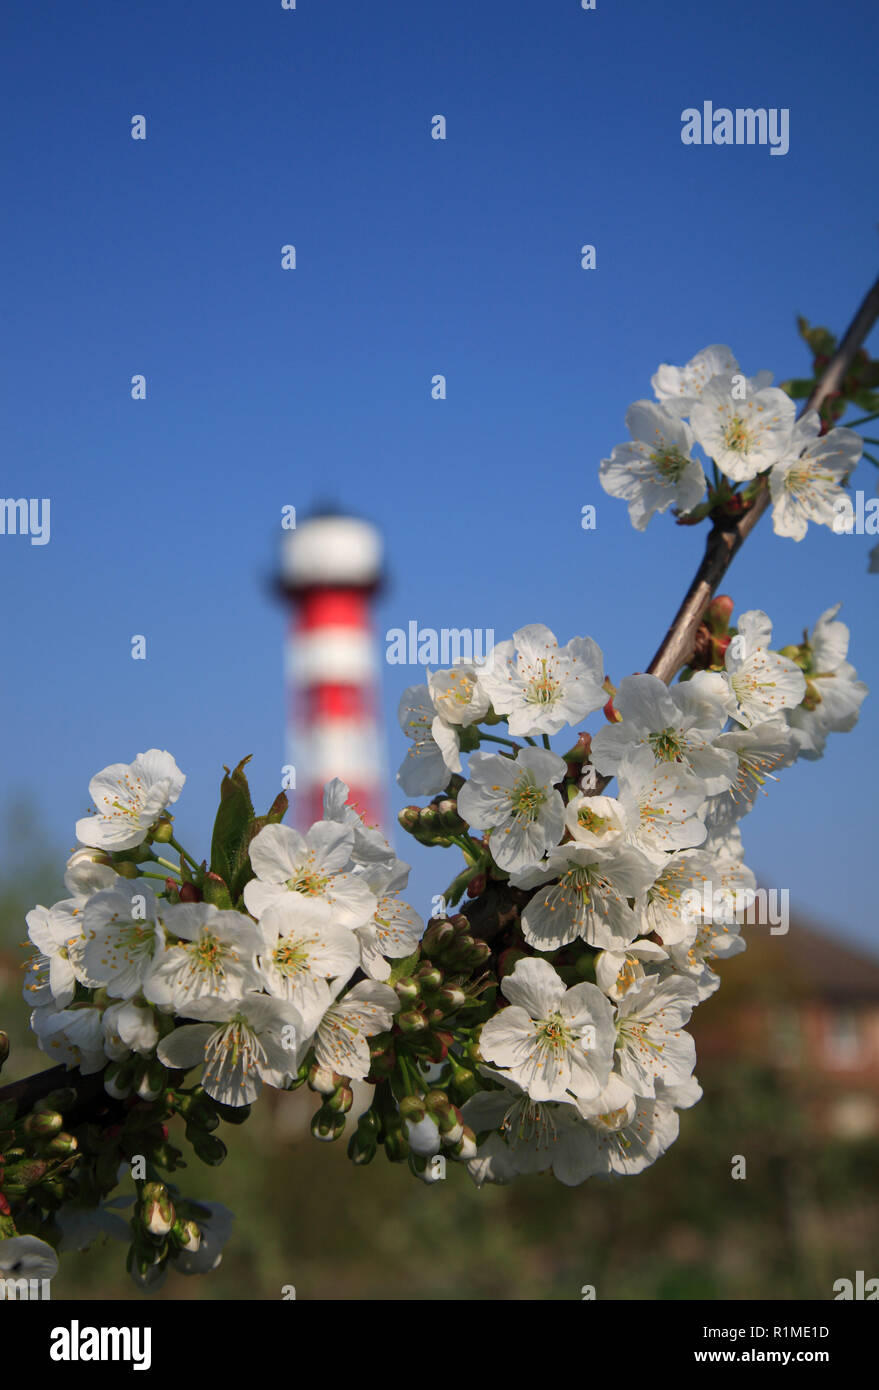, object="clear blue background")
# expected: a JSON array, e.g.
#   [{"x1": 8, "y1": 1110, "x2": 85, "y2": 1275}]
[{"x1": 1, "y1": 0, "x2": 877, "y2": 949}]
